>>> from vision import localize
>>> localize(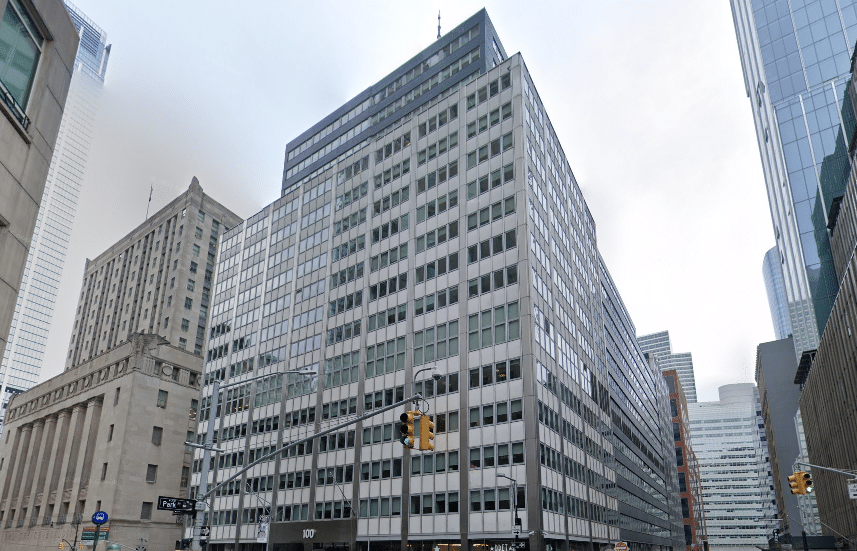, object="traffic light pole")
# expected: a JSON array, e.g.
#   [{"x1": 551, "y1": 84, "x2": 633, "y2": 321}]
[
  {"x1": 795, "y1": 461, "x2": 857, "y2": 478},
  {"x1": 190, "y1": 391, "x2": 423, "y2": 551}
]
